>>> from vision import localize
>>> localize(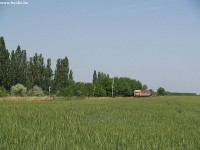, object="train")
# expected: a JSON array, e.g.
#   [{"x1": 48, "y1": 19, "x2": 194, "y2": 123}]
[{"x1": 134, "y1": 90, "x2": 151, "y2": 97}]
